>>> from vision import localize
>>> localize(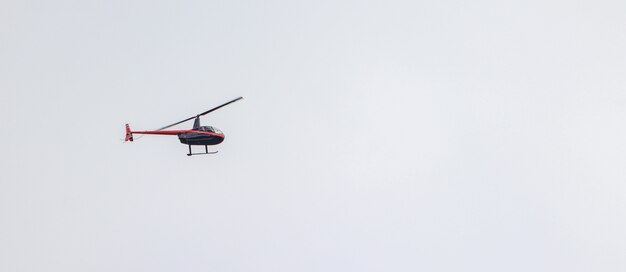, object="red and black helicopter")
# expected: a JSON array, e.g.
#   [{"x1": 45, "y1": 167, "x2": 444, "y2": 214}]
[{"x1": 124, "y1": 97, "x2": 243, "y2": 156}]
